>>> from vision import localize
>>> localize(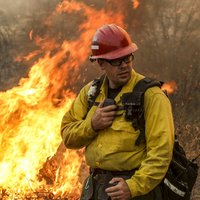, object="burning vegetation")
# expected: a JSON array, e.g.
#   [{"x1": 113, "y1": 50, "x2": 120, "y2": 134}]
[
  {"x1": 0, "y1": 0, "x2": 199, "y2": 199},
  {"x1": 0, "y1": 0, "x2": 125, "y2": 199}
]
